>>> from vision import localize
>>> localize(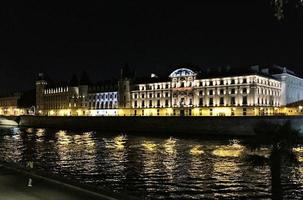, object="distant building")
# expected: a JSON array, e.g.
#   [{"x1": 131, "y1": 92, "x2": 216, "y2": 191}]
[
  {"x1": 271, "y1": 66, "x2": 303, "y2": 105},
  {"x1": 36, "y1": 72, "x2": 118, "y2": 116},
  {"x1": 0, "y1": 90, "x2": 34, "y2": 115},
  {"x1": 32, "y1": 65, "x2": 303, "y2": 117},
  {"x1": 128, "y1": 67, "x2": 282, "y2": 116}
]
